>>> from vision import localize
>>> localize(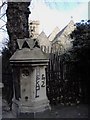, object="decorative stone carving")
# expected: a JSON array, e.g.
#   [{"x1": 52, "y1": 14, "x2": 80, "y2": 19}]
[{"x1": 22, "y1": 69, "x2": 30, "y2": 77}]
